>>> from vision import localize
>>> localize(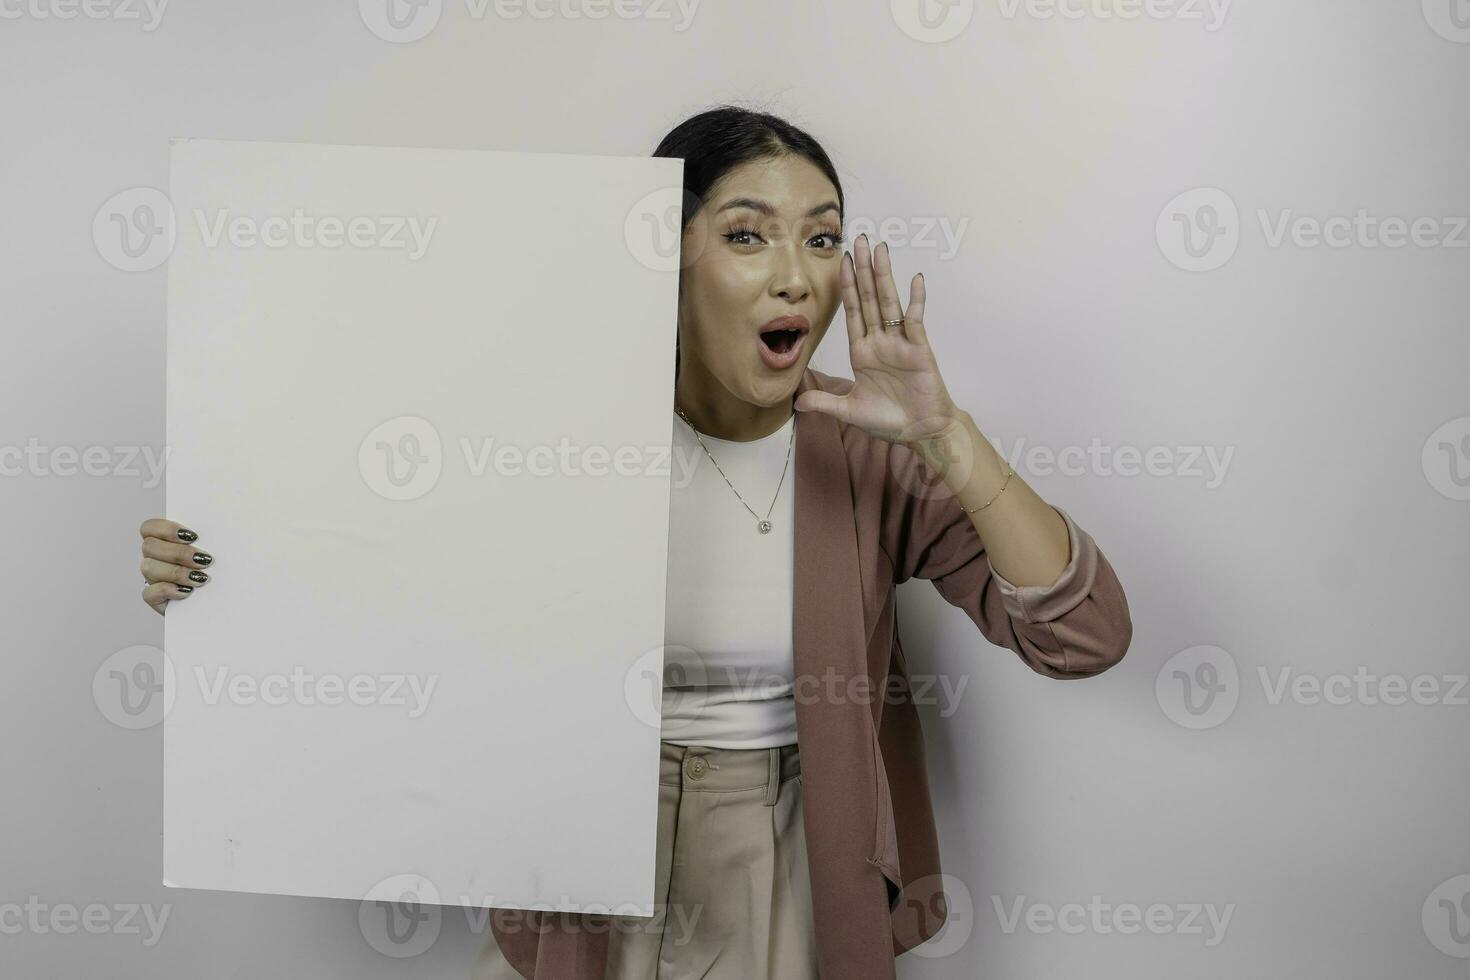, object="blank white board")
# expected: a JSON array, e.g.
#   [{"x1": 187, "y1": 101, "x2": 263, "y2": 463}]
[{"x1": 164, "y1": 138, "x2": 681, "y2": 914}]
